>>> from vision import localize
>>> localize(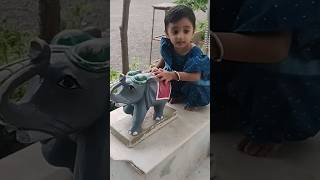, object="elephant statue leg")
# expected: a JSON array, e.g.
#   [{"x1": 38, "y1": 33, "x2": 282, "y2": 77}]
[
  {"x1": 153, "y1": 102, "x2": 165, "y2": 121},
  {"x1": 41, "y1": 113, "x2": 107, "y2": 179},
  {"x1": 123, "y1": 104, "x2": 134, "y2": 115},
  {"x1": 41, "y1": 137, "x2": 76, "y2": 172},
  {"x1": 129, "y1": 101, "x2": 148, "y2": 136},
  {"x1": 73, "y1": 114, "x2": 107, "y2": 180}
]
